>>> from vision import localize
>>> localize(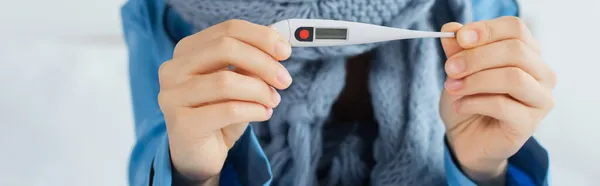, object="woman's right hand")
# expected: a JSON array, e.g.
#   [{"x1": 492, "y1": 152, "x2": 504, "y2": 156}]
[{"x1": 157, "y1": 19, "x2": 293, "y2": 184}]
